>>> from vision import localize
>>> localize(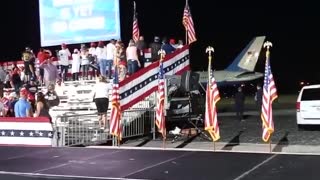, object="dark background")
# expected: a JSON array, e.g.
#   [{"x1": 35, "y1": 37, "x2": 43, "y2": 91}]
[{"x1": 1, "y1": 0, "x2": 318, "y2": 93}]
